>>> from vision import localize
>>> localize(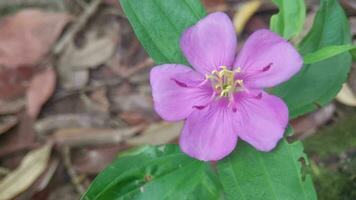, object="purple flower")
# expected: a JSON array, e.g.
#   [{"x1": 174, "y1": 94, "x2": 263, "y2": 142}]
[{"x1": 150, "y1": 12, "x2": 303, "y2": 161}]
